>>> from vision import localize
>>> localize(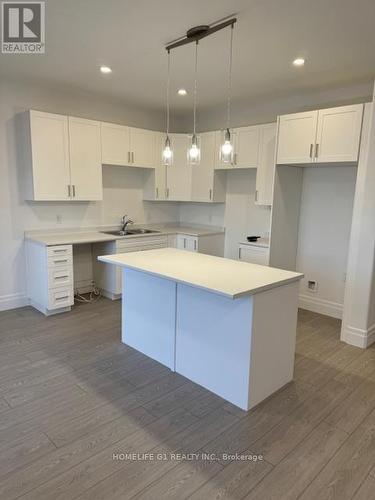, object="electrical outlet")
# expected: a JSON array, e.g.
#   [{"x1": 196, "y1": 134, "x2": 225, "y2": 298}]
[{"x1": 307, "y1": 280, "x2": 318, "y2": 293}]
